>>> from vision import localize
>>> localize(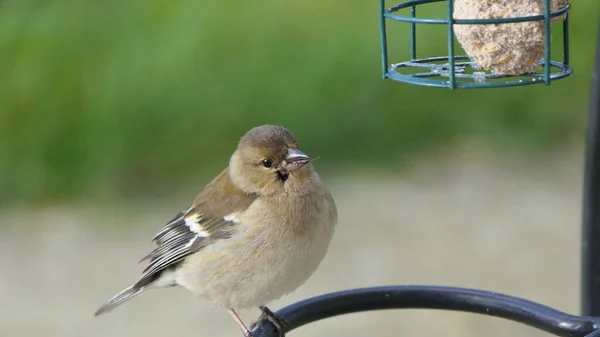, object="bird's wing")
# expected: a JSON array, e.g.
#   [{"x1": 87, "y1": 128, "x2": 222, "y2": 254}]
[{"x1": 134, "y1": 168, "x2": 258, "y2": 288}]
